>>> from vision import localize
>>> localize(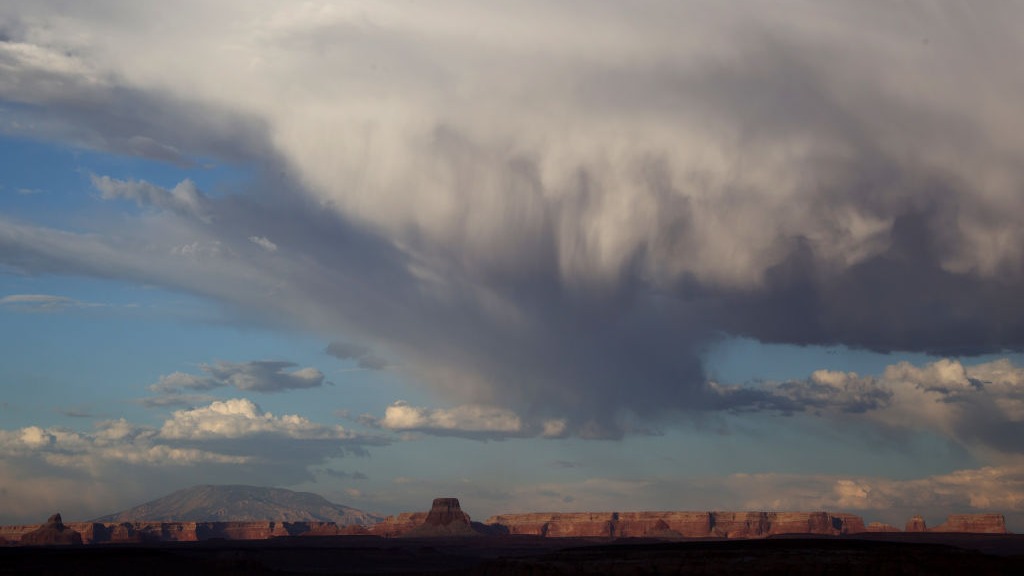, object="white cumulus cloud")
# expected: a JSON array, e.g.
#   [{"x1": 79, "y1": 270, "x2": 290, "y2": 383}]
[
  {"x1": 159, "y1": 398, "x2": 354, "y2": 440},
  {"x1": 379, "y1": 401, "x2": 524, "y2": 438}
]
